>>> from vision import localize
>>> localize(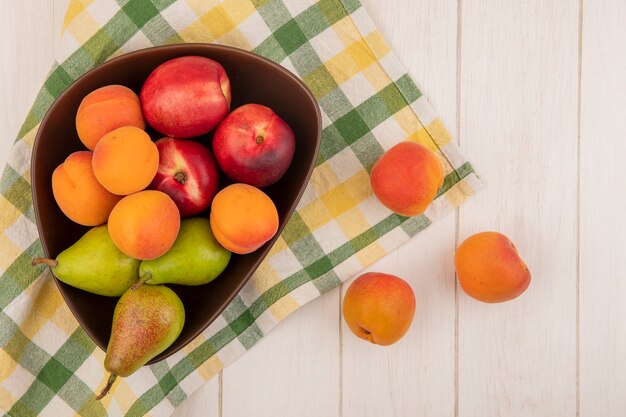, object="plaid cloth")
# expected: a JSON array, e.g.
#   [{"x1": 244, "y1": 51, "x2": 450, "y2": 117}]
[{"x1": 0, "y1": 0, "x2": 481, "y2": 416}]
